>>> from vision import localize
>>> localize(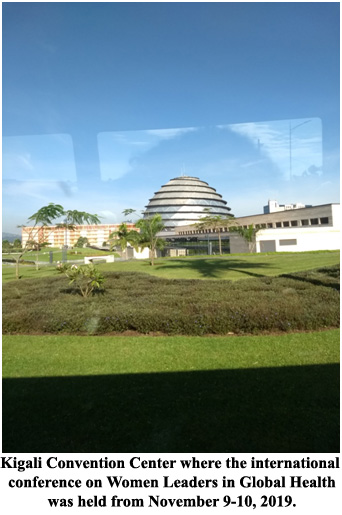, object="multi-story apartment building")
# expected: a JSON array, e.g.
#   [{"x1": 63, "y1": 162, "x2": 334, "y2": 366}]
[{"x1": 21, "y1": 223, "x2": 137, "y2": 248}]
